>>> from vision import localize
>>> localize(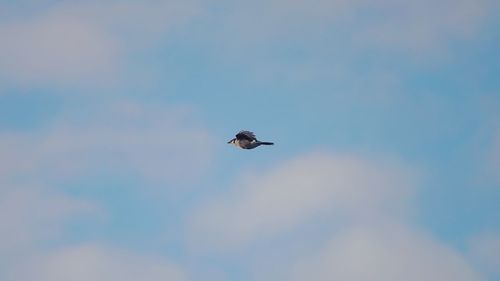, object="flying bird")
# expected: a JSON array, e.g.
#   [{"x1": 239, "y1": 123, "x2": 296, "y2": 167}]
[{"x1": 228, "y1": 130, "x2": 274, "y2": 149}]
